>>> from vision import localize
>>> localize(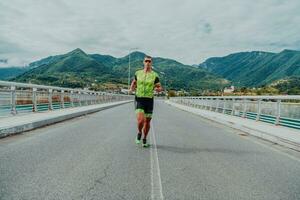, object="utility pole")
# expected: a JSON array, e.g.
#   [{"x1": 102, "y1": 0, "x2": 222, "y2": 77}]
[{"x1": 128, "y1": 47, "x2": 139, "y2": 94}]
